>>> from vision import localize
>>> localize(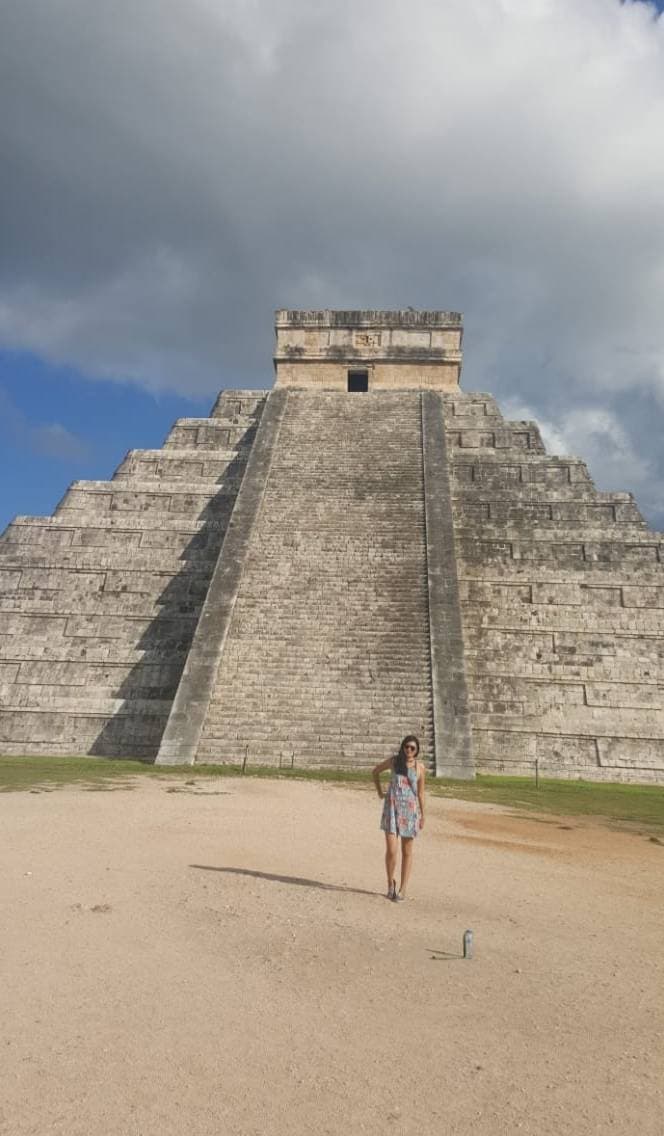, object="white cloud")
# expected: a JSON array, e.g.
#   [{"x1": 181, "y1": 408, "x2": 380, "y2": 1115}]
[
  {"x1": 0, "y1": 0, "x2": 663, "y2": 506},
  {"x1": 0, "y1": 250, "x2": 205, "y2": 391}
]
